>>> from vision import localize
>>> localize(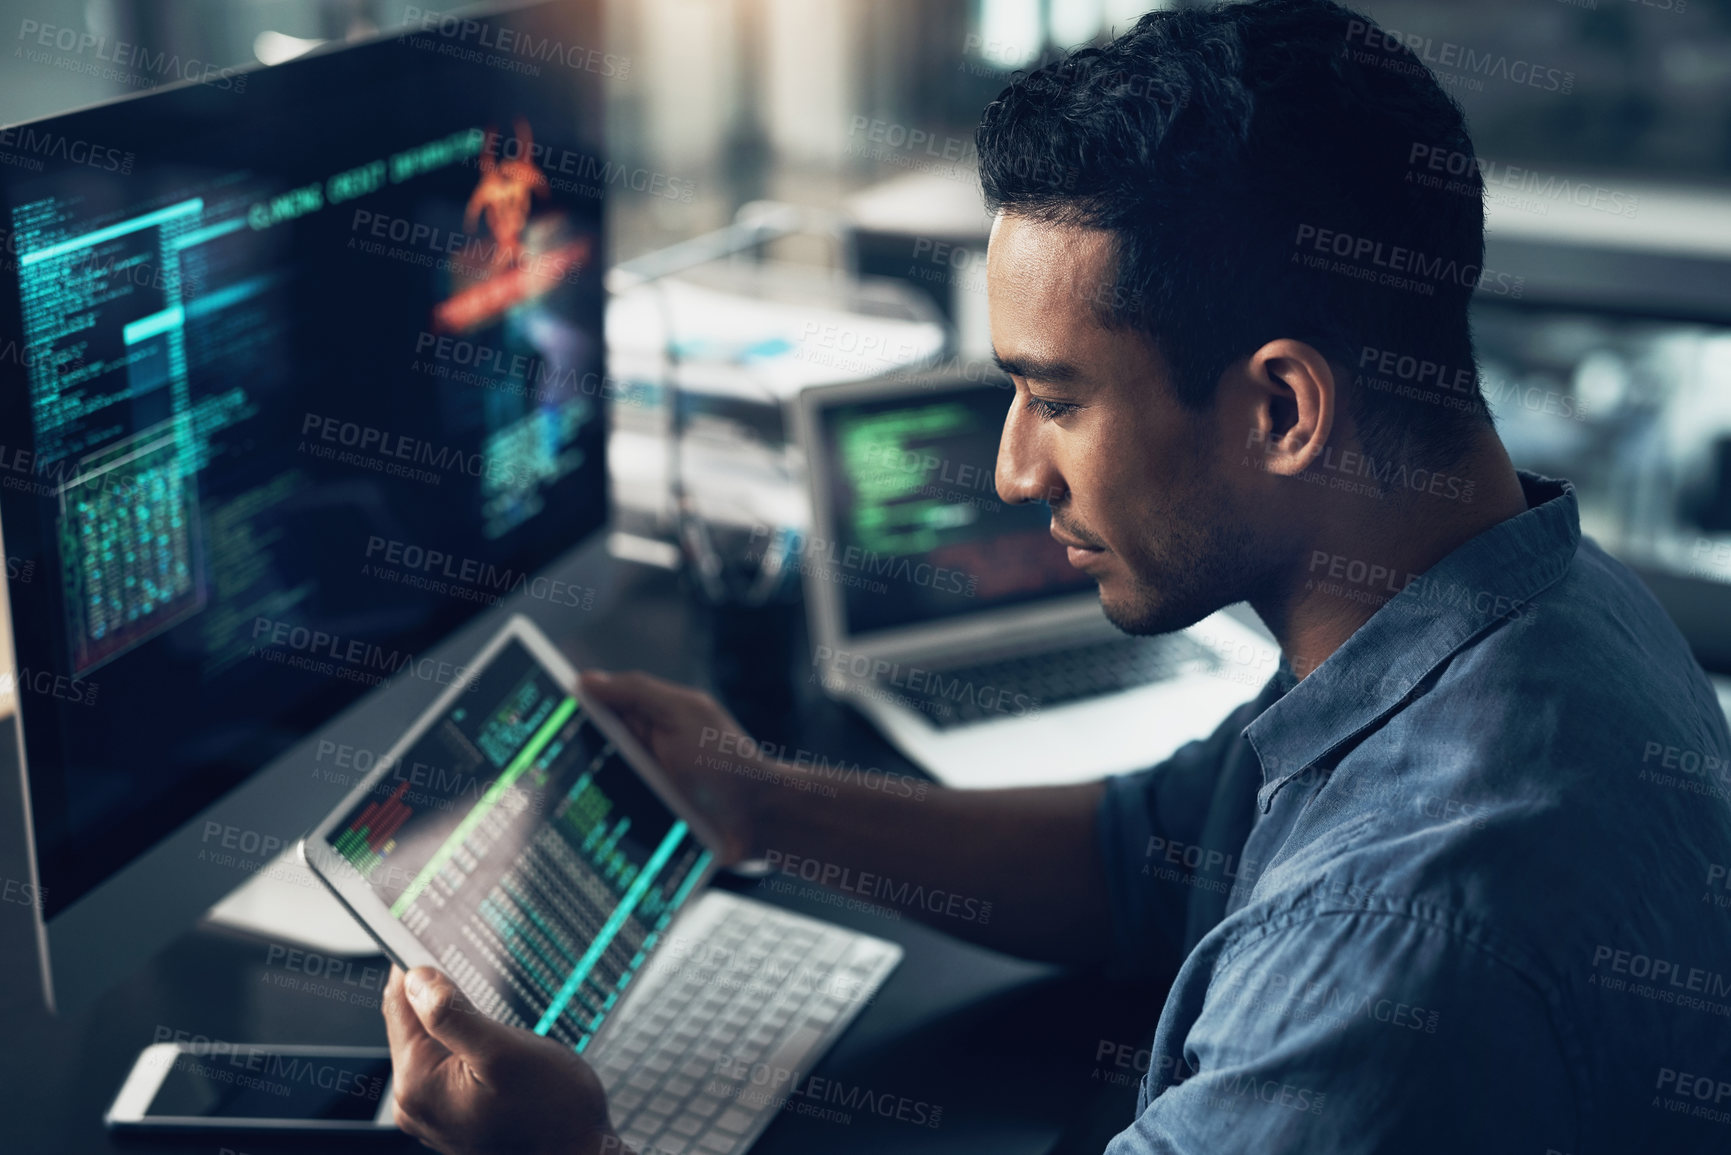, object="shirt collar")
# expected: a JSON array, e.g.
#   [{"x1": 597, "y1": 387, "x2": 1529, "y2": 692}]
[{"x1": 1244, "y1": 471, "x2": 1579, "y2": 811}]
